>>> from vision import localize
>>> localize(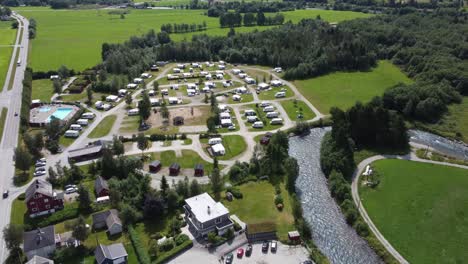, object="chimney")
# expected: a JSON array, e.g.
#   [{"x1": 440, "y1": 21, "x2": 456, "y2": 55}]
[{"x1": 207, "y1": 206, "x2": 211, "y2": 215}]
